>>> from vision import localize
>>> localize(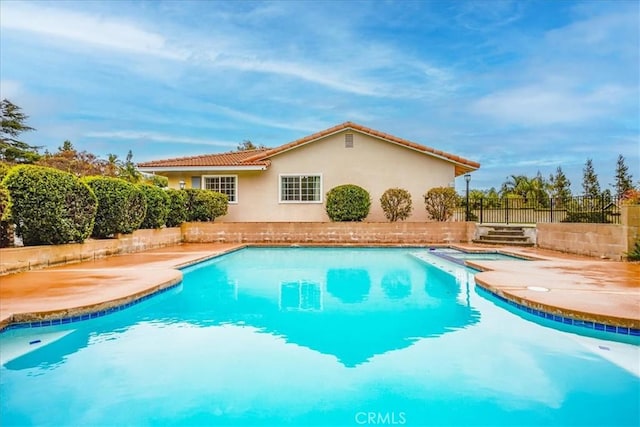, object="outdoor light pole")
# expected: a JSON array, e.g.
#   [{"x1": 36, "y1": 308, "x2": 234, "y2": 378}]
[
  {"x1": 179, "y1": 180, "x2": 185, "y2": 190},
  {"x1": 464, "y1": 174, "x2": 471, "y2": 222}
]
